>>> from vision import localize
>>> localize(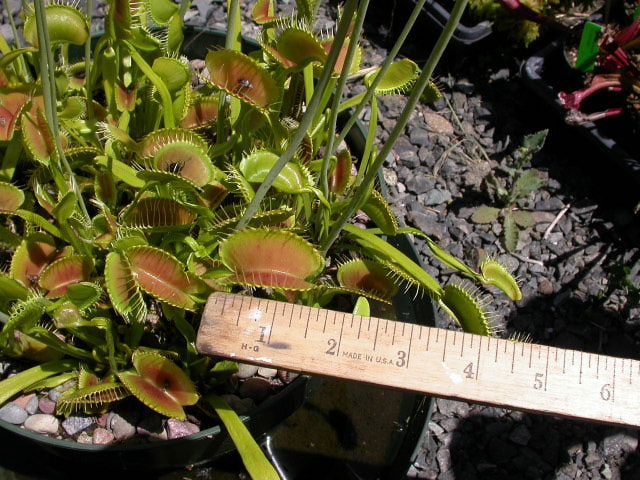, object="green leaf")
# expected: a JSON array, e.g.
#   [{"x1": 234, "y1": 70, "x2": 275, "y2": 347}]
[
  {"x1": 204, "y1": 50, "x2": 280, "y2": 109},
  {"x1": 38, "y1": 255, "x2": 93, "y2": 298},
  {"x1": 521, "y1": 129, "x2": 548, "y2": 152},
  {"x1": 337, "y1": 258, "x2": 398, "y2": 300},
  {"x1": 104, "y1": 252, "x2": 147, "y2": 324},
  {"x1": 204, "y1": 394, "x2": 280, "y2": 480},
  {"x1": 239, "y1": 150, "x2": 312, "y2": 194},
  {"x1": 125, "y1": 246, "x2": 199, "y2": 311},
  {"x1": 439, "y1": 283, "x2": 492, "y2": 336},
  {"x1": 364, "y1": 58, "x2": 419, "y2": 95},
  {"x1": 512, "y1": 210, "x2": 535, "y2": 228},
  {"x1": 65, "y1": 282, "x2": 103, "y2": 310},
  {"x1": 480, "y1": 259, "x2": 522, "y2": 301},
  {"x1": 152, "y1": 57, "x2": 190, "y2": 92},
  {"x1": 343, "y1": 224, "x2": 444, "y2": 298},
  {"x1": 24, "y1": 4, "x2": 89, "y2": 46},
  {"x1": 219, "y1": 229, "x2": 323, "y2": 291},
  {"x1": 0, "y1": 359, "x2": 78, "y2": 406},
  {"x1": 0, "y1": 273, "x2": 29, "y2": 301},
  {"x1": 471, "y1": 206, "x2": 501, "y2": 224},
  {"x1": 502, "y1": 214, "x2": 520, "y2": 252},
  {"x1": 146, "y1": 0, "x2": 178, "y2": 25},
  {"x1": 118, "y1": 350, "x2": 199, "y2": 420},
  {"x1": 0, "y1": 182, "x2": 24, "y2": 212},
  {"x1": 360, "y1": 190, "x2": 398, "y2": 236},
  {"x1": 352, "y1": 296, "x2": 370, "y2": 316},
  {"x1": 513, "y1": 169, "x2": 544, "y2": 199}
]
